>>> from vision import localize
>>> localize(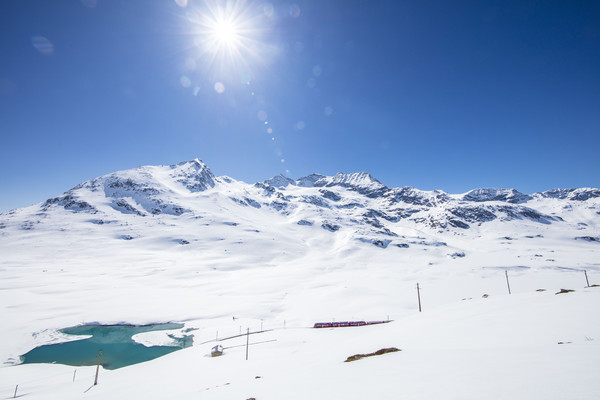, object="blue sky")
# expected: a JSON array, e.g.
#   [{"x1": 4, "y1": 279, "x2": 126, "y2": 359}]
[{"x1": 1, "y1": 0, "x2": 599, "y2": 212}]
